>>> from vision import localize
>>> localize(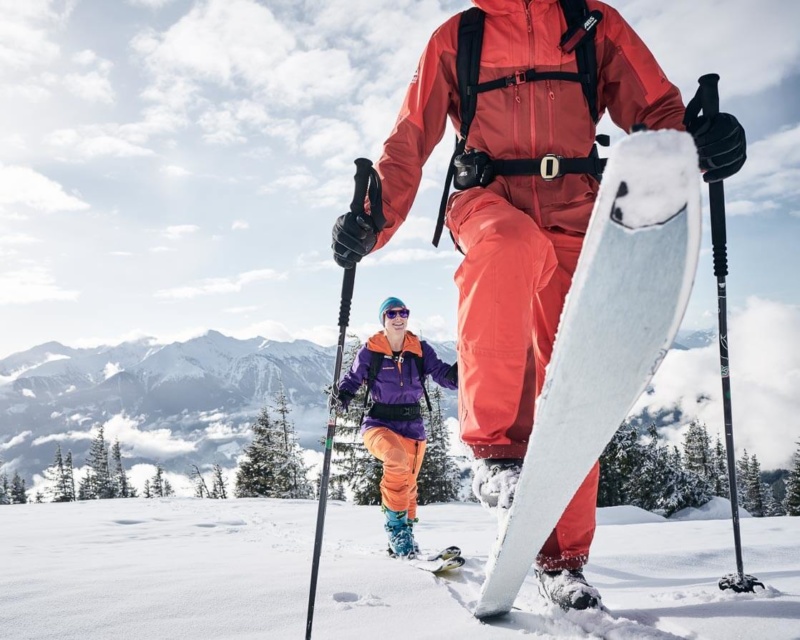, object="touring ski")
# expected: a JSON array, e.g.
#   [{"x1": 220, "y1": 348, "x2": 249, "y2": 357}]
[{"x1": 474, "y1": 130, "x2": 702, "y2": 618}]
